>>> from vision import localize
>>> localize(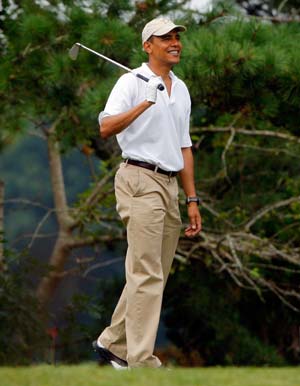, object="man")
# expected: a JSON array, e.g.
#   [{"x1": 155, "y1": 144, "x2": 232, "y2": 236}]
[{"x1": 93, "y1": 17, "x2": 202, "y2": 369}]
